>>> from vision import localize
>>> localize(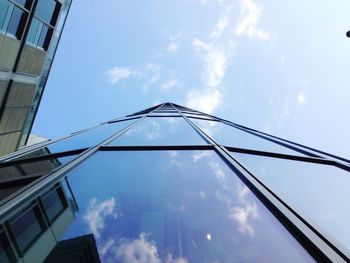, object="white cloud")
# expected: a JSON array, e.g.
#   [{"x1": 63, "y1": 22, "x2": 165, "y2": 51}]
[
  {"x1": 210, "y1": 14, "x2": 229, "y2": 39},
  {"x1": 161, "y1": 77, "x2": 178, "y2": 91},
  {"x1": 191, "y1": 150, "x2": 211, "y2": 162},
  {"x1": 230, "y1": 203, "x2": 258, "y2": 236},
  {"x1": 115, "y1": 233, "x2": 188, "y2": 263},
  {"x1": 192, "y1": 38, "x2": 211, "y2": 52},
  {"x1": 115, "y1": 233, "x2": 160, "y2": 263},
  {"x1": 166, "y1": 43, "x2": 178, "y2": 54},
  {"x1": 298, "y1": 92, "x2": 306, "y2": 105},
  {"x1": 83, "y1": 197, "x2": 117, "y2": 239},
  {"x1": 186, "y1": 88, "x2": 222, "y2": 114},
  {"x1": 235, "y1": 0, "x2": 269, "y2": 40},
  {"x1": 99, "y1": 239, "x2": 115, "y2": 257},
  {"x1": 106, "y1": 67, "x2": 136, "y2": 84}
]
